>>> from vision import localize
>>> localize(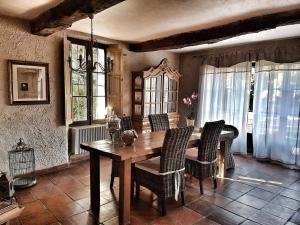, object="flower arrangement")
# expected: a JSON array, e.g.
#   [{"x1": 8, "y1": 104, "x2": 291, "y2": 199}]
[{"x1": 183, "y1": 92, "x2": 198, "y2": 120}]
